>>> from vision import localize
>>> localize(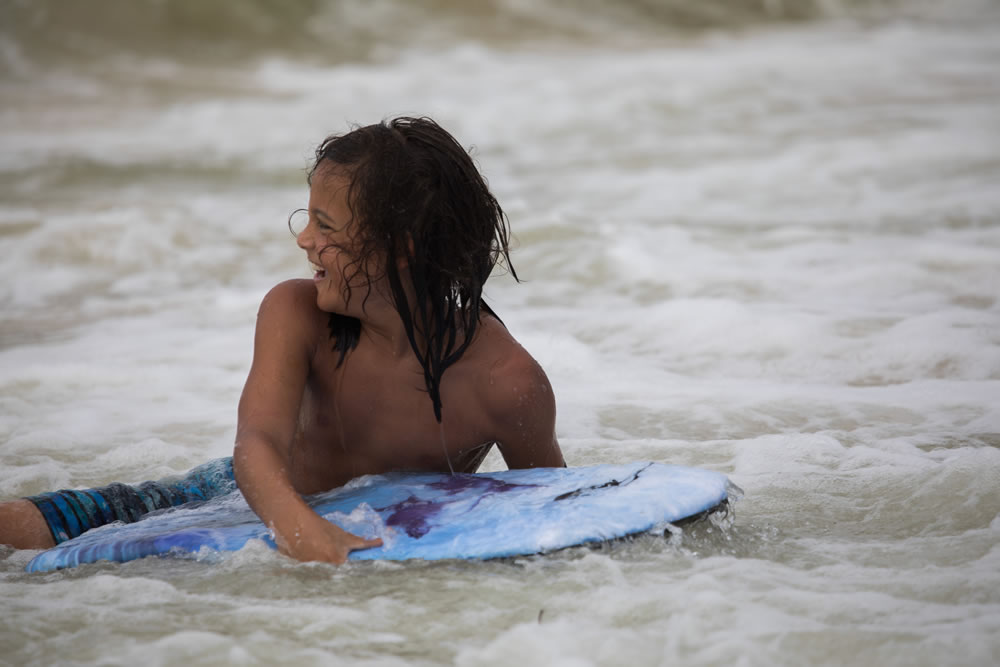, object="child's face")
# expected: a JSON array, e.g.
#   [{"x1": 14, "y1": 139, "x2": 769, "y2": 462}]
[{"x1": 296, "y1": 164, "x2": 371, "y2": 314}]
